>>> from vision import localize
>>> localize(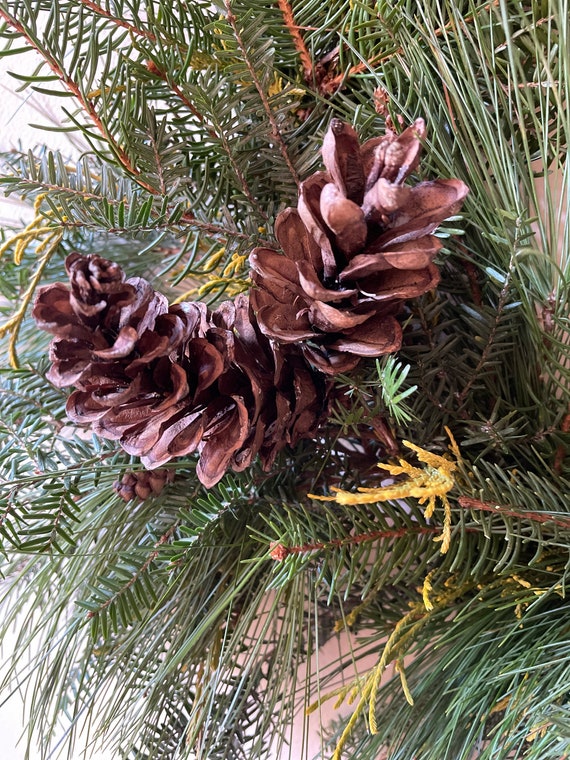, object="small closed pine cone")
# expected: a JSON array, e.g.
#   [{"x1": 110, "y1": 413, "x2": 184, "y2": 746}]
[
  {"x1": 114, "y1": 468, "x2": 175, "y2": 501},
  {"x1": 33, "y1": 254, "x2": 328, "y2": 489},
  {"x1": 249, "y1": 118, "x2": 469, "y2": 374}
]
